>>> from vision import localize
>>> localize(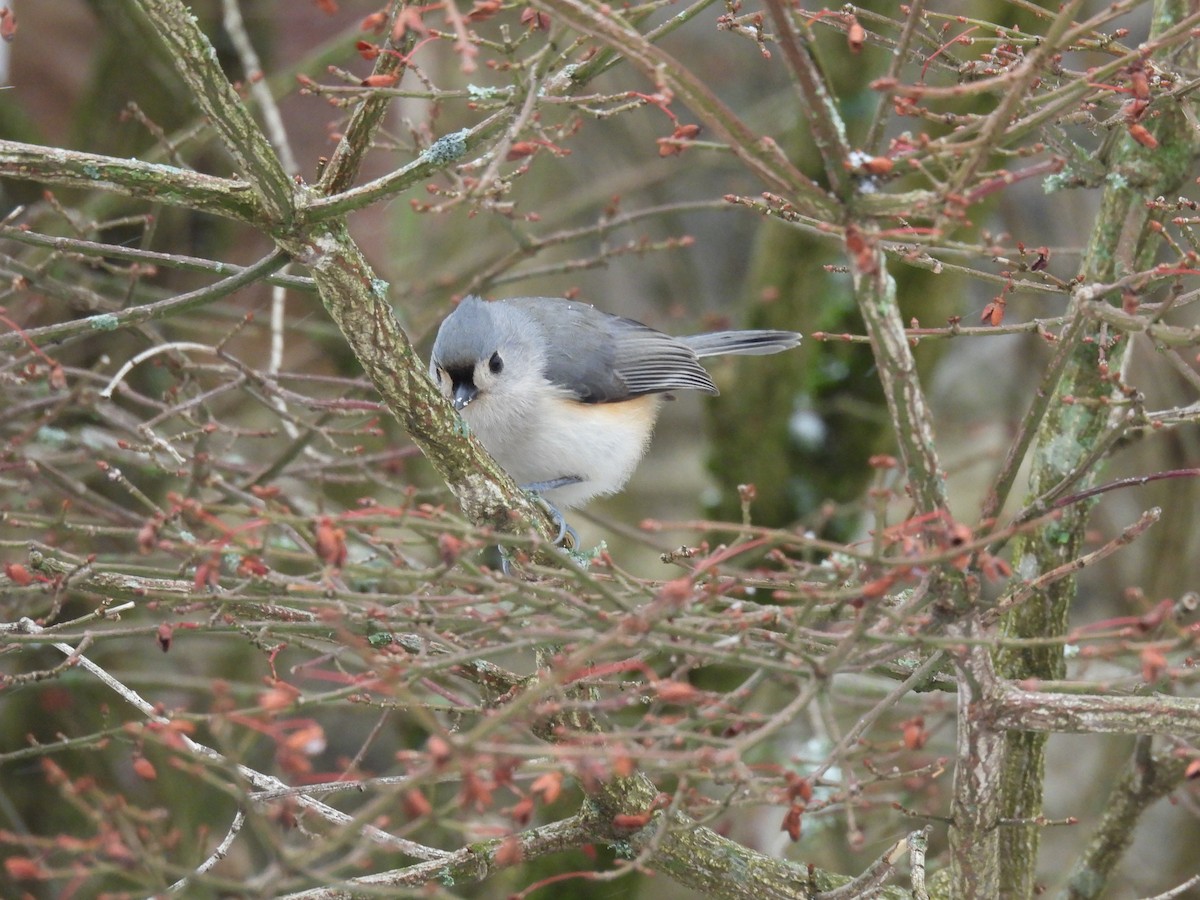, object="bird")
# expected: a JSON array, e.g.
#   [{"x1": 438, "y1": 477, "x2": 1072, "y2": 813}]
[{"x1": 429, "y1": 295, "x2": 801, "y2": 517}]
